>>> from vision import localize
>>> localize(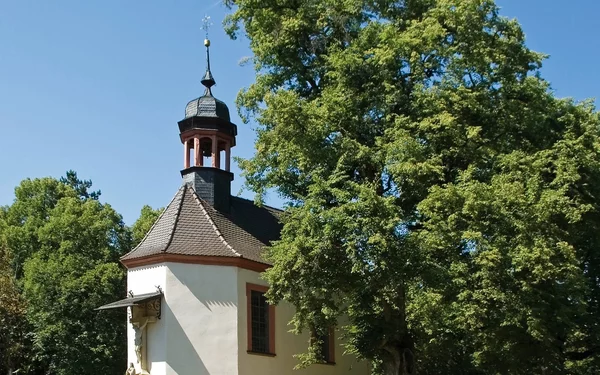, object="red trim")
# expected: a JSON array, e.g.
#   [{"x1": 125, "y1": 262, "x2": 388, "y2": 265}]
[
  {"x1": 121, "y1": 254, "x2": 269, "y2": 272},
  {"x1": 328, "y1": 326, "x2": 336, "y2": 364},
  {"x1": 181, "y1": 130, "x2": 235, "y2": 145},
  {"x1": 246, "y1": 283, "x2": 276, "y2": 356},
  {"x1": 246, "y1": 350, "x2": 276, "y2": 357}
]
